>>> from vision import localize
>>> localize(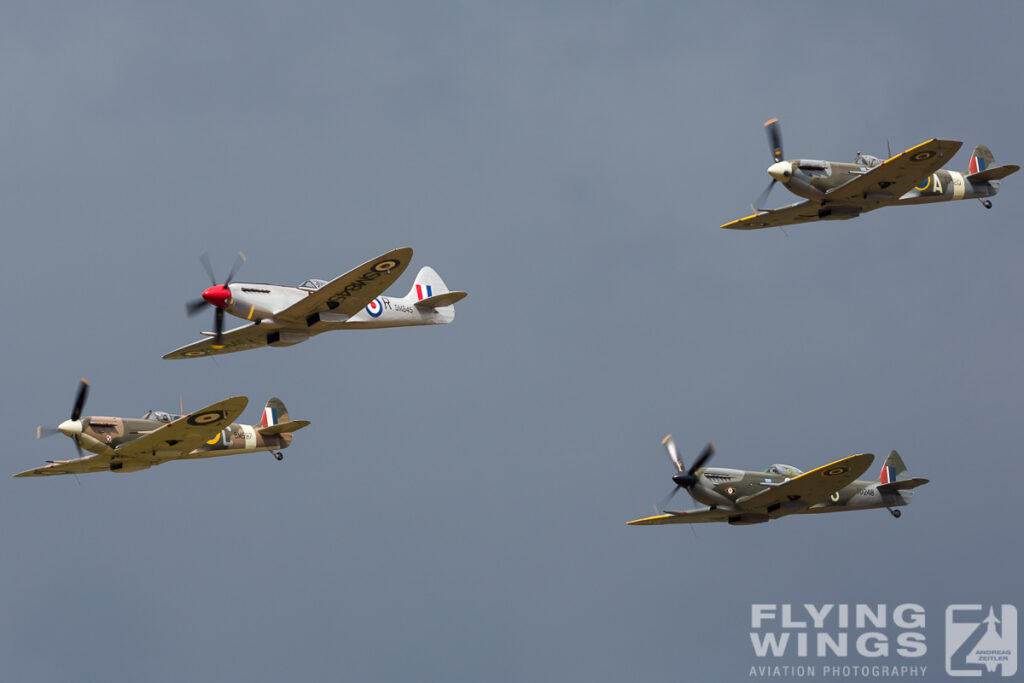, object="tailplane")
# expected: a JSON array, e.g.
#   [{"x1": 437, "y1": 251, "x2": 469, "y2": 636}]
[
  {"x1": 258, "y1": 397, "x2": 310, "y2": 436},
  {"x1": 408, "y1": 266, "x2": 467, "y2": 311},
  {"x1": 966, "y1": 144, "x2": 1019, "y2": 183},
  {"x1": 876, "y1": 451, "x2": 929, "y2": 492}
]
